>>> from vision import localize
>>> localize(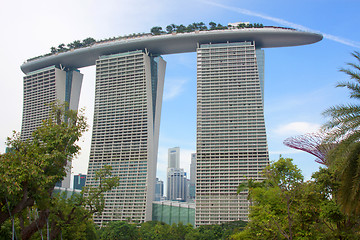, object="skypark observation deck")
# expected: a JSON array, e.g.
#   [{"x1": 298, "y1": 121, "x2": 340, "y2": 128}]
[{"x1": 21, "y1": 27, "x2": 322, "y2": 74}]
